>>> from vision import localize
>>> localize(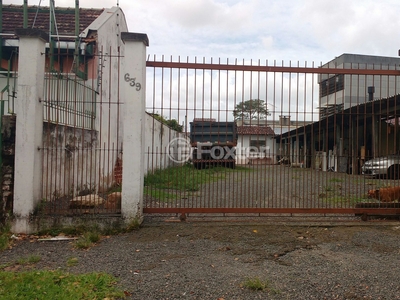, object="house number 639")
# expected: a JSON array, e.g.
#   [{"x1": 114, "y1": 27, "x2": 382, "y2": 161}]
[{"x1": 124, "y1": 73, "x2": 141, "y2": 91}]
